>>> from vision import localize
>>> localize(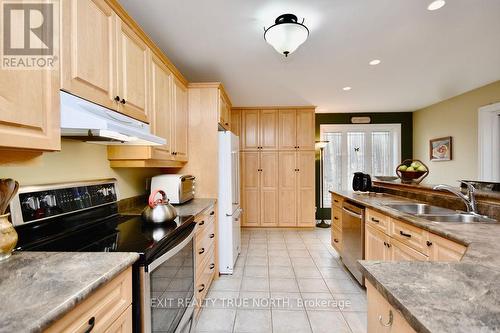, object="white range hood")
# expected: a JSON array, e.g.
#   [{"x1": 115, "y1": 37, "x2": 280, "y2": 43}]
[{"x1": 60, "y1": 91, "x2": 166, "y2": 146}]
